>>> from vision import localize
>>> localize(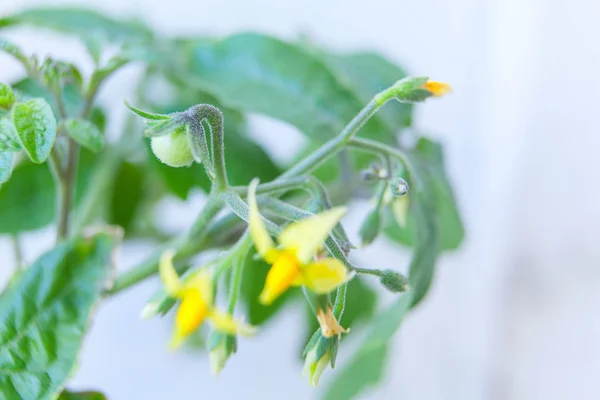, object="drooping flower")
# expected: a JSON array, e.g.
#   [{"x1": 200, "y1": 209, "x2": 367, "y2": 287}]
[
  {"x1": 159, "y1": 251, "x2": 255, "y2": 348},
  {"x1": 247, "y1": 179, "x2": 352, "y2": 306}
]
